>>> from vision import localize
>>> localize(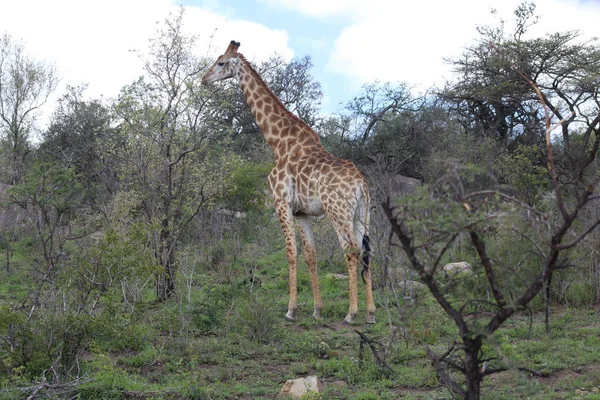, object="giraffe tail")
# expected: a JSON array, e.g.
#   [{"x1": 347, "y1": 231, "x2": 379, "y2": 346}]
[{"x1": 361, "y1": 234, "x2": 370, "y2": 284}]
